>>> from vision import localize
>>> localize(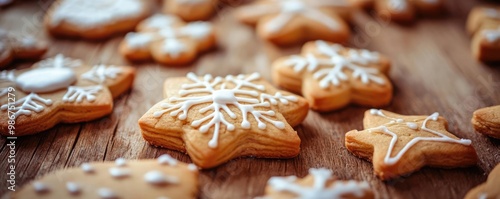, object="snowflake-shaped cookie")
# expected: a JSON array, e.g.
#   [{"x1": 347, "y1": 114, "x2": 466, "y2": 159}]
[
  {"x1": 139, "y1": 72, "x2": 309, "y2": 168},
  {"x1": 0, "y1": 54, "x2": 135, "y2": 136},
  {"x1": 163, "y1": 0, "x2": 217, "y2": 21},
  {"x1": 0, "y1": 30, "x2": 48, "y2": 68},
  {"x1": 44, "y1": 0, "x2": 152, "y2": 39},
  {"x1": 345, "y1": 109, "x2": 478, "y2": 180},
  {"x1": 257, "y1": 168, "x2": 373, "y2": 199},
  {"x1": 349, "y1": 0, "x2": 445, "y2": 23},
  {"x1": 236, "y1": 0, "x2": 352, "y2": 46},
  {"x1": 272, "y1": 40, "x2": 392, "y2": 112},
  {"x1": 120, "y1": 14, "x2": 216, "y2": 65},
  {"x1": 467, "y1": 6, "x2": 500, "y2": 62},
  {"x1": 11, "y1": 155, "x2": 199, "y2": 199}
]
